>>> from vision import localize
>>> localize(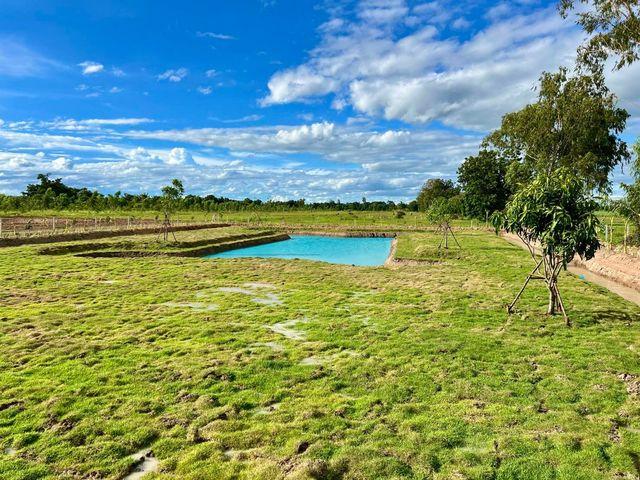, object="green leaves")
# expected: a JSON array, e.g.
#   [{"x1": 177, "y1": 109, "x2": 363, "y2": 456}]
[
  {"x1": 495, "y1": 168, "x2": 601, "y2": 265},
  {"x1": 483, "y1": 68, "x2": 629, "y2": 193},
  {"x1": 559, "y1": 0, "x2": 640, "y2": 70}
]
